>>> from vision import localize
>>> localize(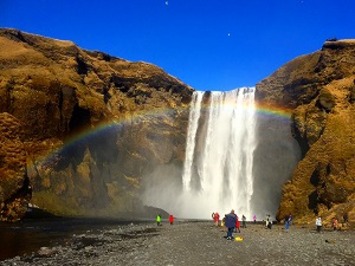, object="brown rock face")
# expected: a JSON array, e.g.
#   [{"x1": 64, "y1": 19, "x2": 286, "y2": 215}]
[
  {"x1": 256, "y1": 39, "x2": 355, "y2": 225},
  {"x1": 1, "y1": 28, "x2": 353, "y2": 225},
  {"x1": 0, "y1": 113, "x2": 31, "y2": 221},
  {"x1": 0, "y1": 28, "x2": 193, "y2": 220}
]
